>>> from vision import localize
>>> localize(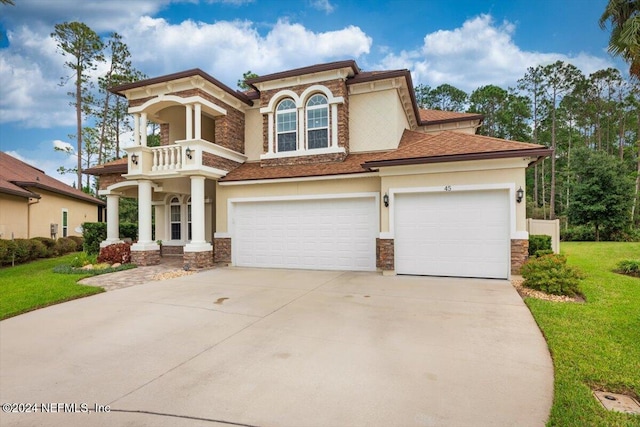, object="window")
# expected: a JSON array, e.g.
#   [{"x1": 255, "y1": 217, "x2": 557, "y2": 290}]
[
  {"x1": 62, "y1": 209, "x2": 68, "y2": 237},
  {"x1": 276, "y1": 99, "x2": 297, "y2": 152},
  {"x1": 306, "y1": 94, "x2": 328, "y2": 149},
  {"x1": 187, "y1": 198, "x2": 192, "y2": 241},
  {"x1": 170, "y1": 197, "x2": 181, "y2": 240}
]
